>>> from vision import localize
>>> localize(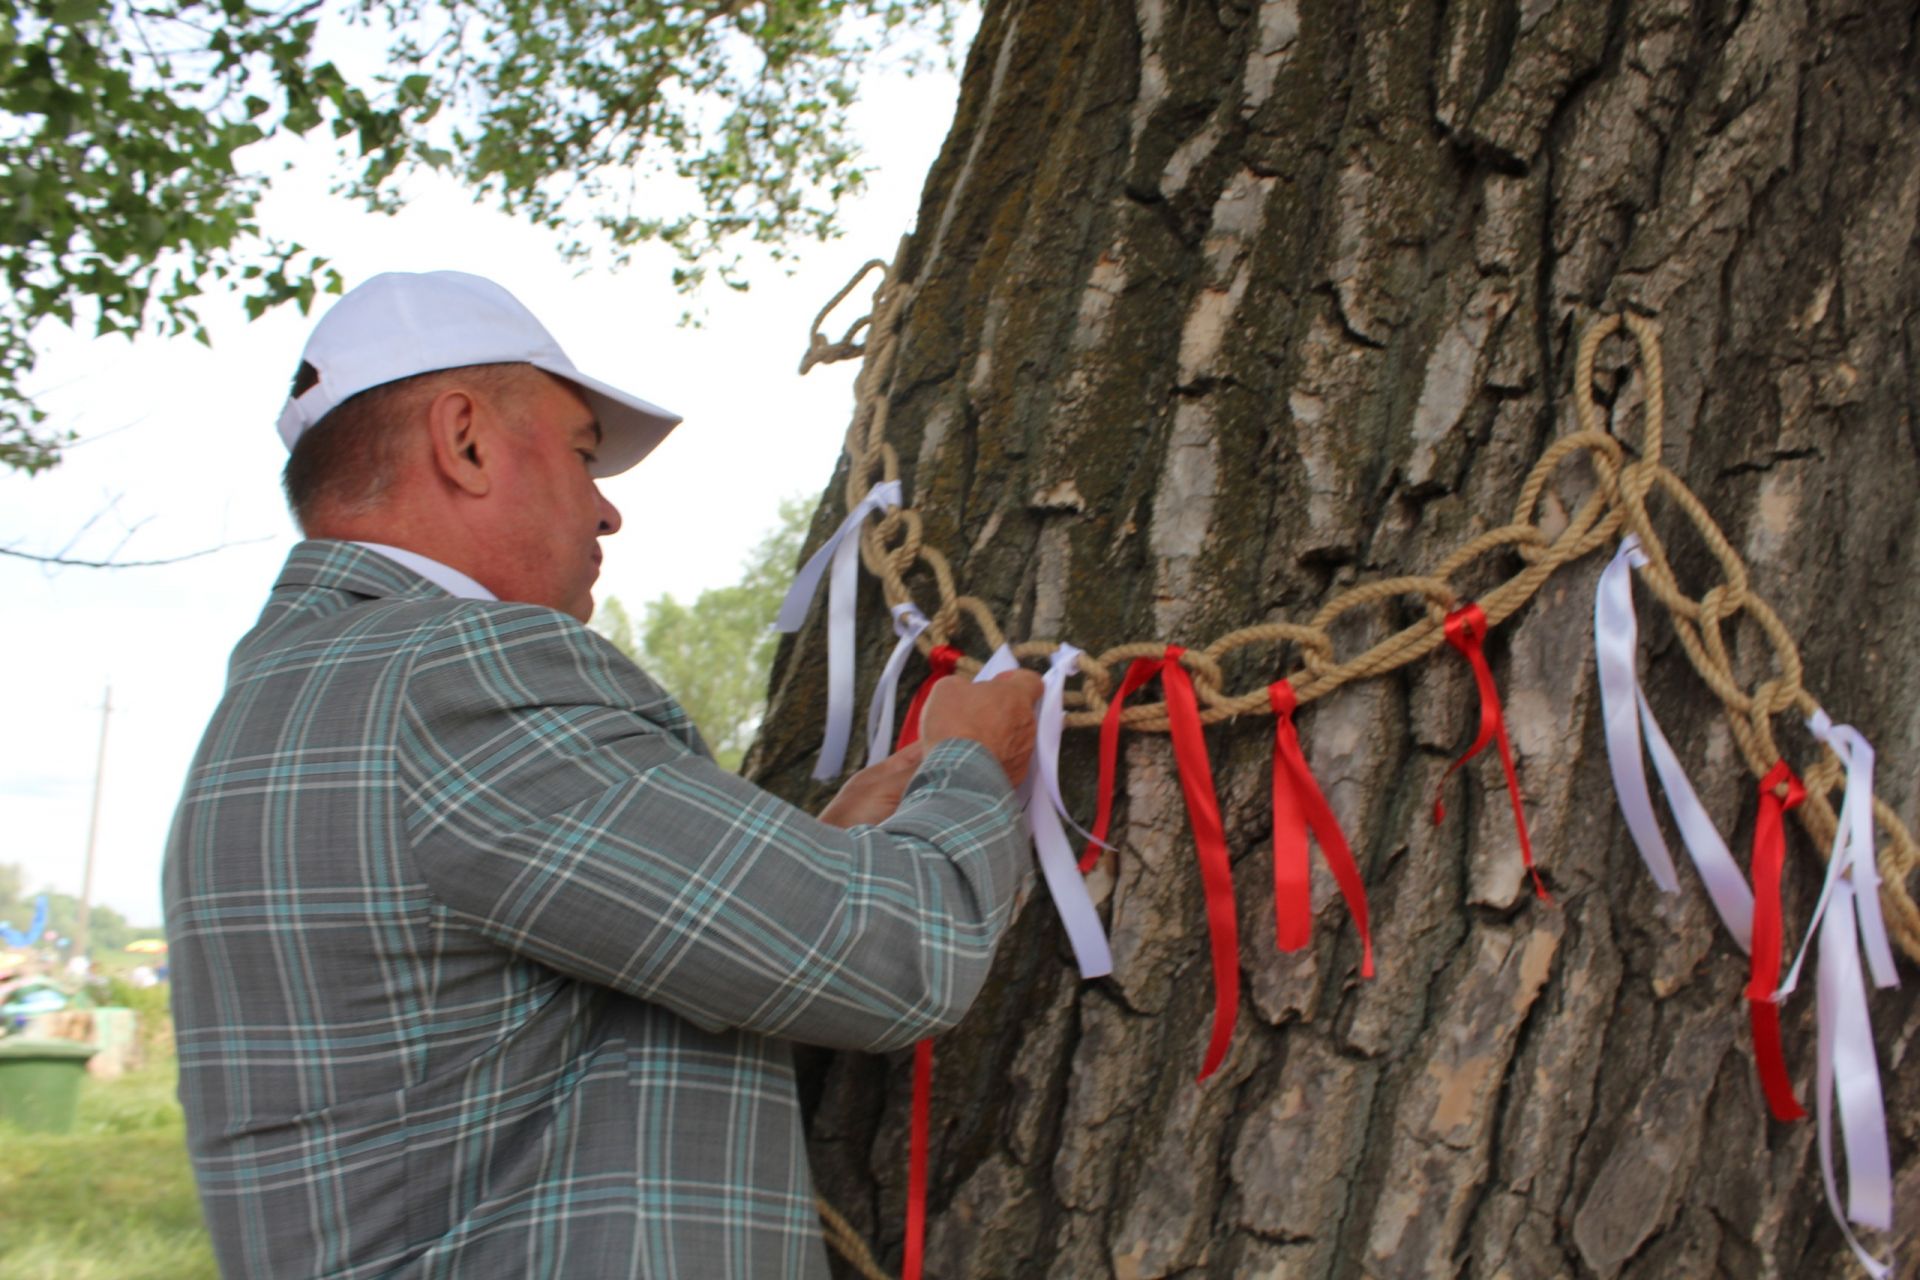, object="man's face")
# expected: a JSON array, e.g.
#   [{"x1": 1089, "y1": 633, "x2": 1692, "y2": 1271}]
[{"x1": 486, "y1": 372, "x2": 622, "y2": 622}]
